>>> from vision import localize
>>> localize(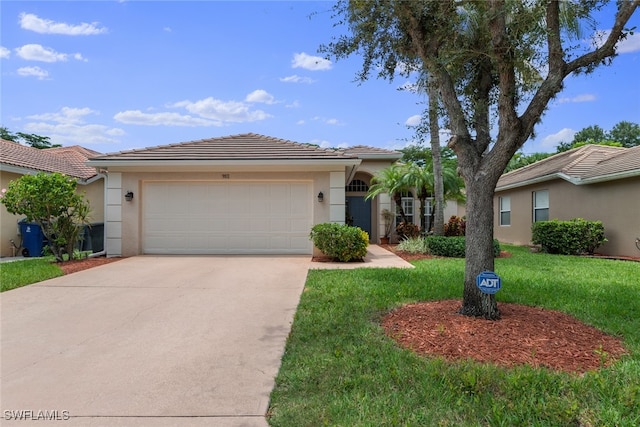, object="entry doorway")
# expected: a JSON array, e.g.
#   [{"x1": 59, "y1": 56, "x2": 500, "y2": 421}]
[{"x1": 346, "y1": 196, "x2": 371, "y2": 237}]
